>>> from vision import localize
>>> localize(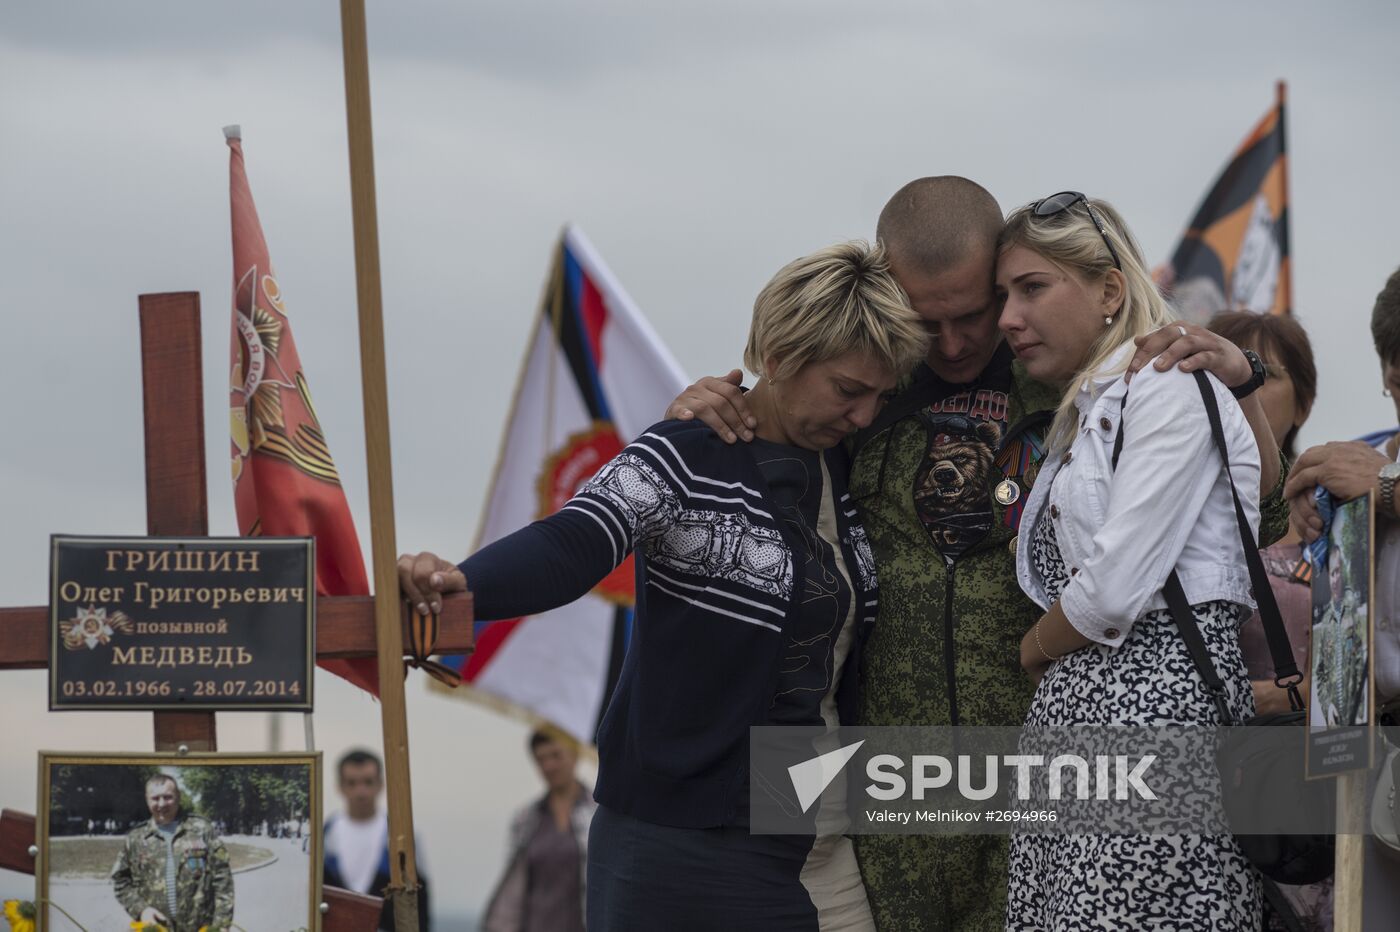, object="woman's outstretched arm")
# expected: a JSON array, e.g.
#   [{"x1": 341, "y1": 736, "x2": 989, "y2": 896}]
[{"x1": 399, "y1": 432, "x2": 687, "y2": 620}]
